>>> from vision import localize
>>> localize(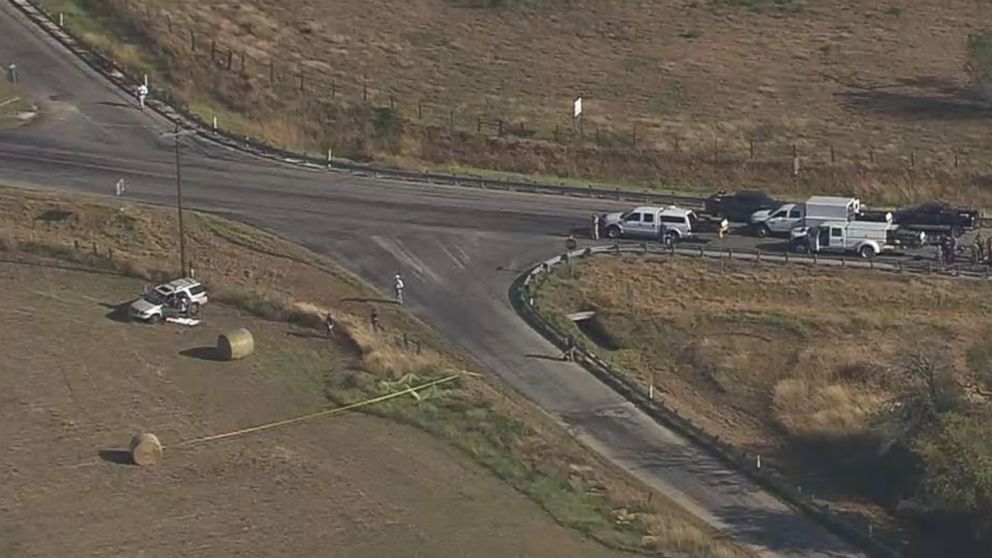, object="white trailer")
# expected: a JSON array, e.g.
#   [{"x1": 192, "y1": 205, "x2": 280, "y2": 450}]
[
  {"x1": 750, "y1": 196, "x2": 862, "y2": 237},
  {"x1": 804, "y1": 196, "x2": 861, "y2": 227}
]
